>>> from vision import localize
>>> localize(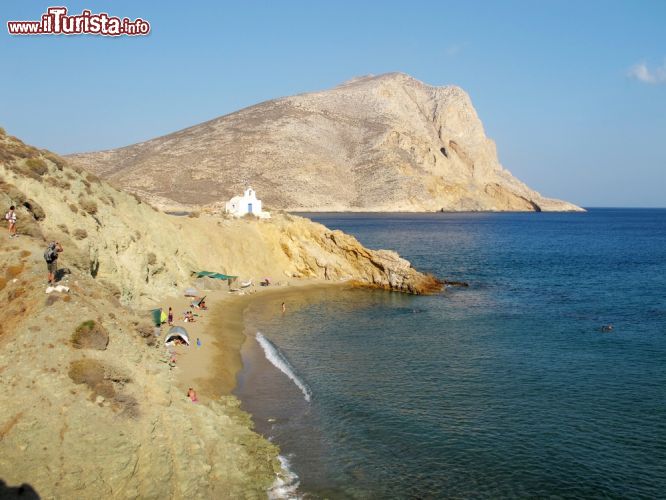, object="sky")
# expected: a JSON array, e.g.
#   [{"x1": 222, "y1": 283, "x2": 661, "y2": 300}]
[{"x1": 1, "y1": 0, "x2": 664, "y2": 207}]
